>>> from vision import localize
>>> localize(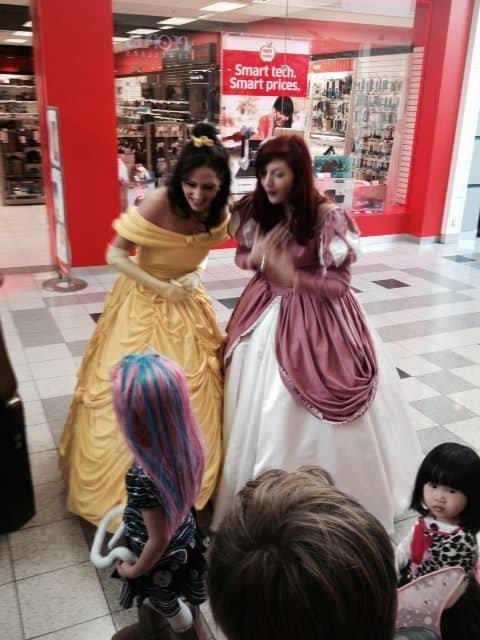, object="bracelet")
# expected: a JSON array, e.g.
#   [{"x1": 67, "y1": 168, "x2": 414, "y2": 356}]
[{"x1": 259, "y1": 253, "x2": 267, "y2": 273}]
